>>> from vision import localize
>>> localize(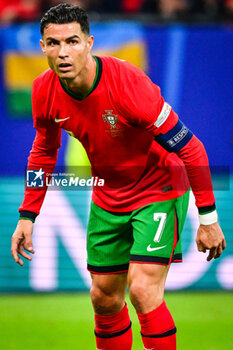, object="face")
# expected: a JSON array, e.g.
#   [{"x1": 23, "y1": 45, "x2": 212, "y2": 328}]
[{"x1": 40, "y1": 22, "x2": 94, "y2": 80}]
